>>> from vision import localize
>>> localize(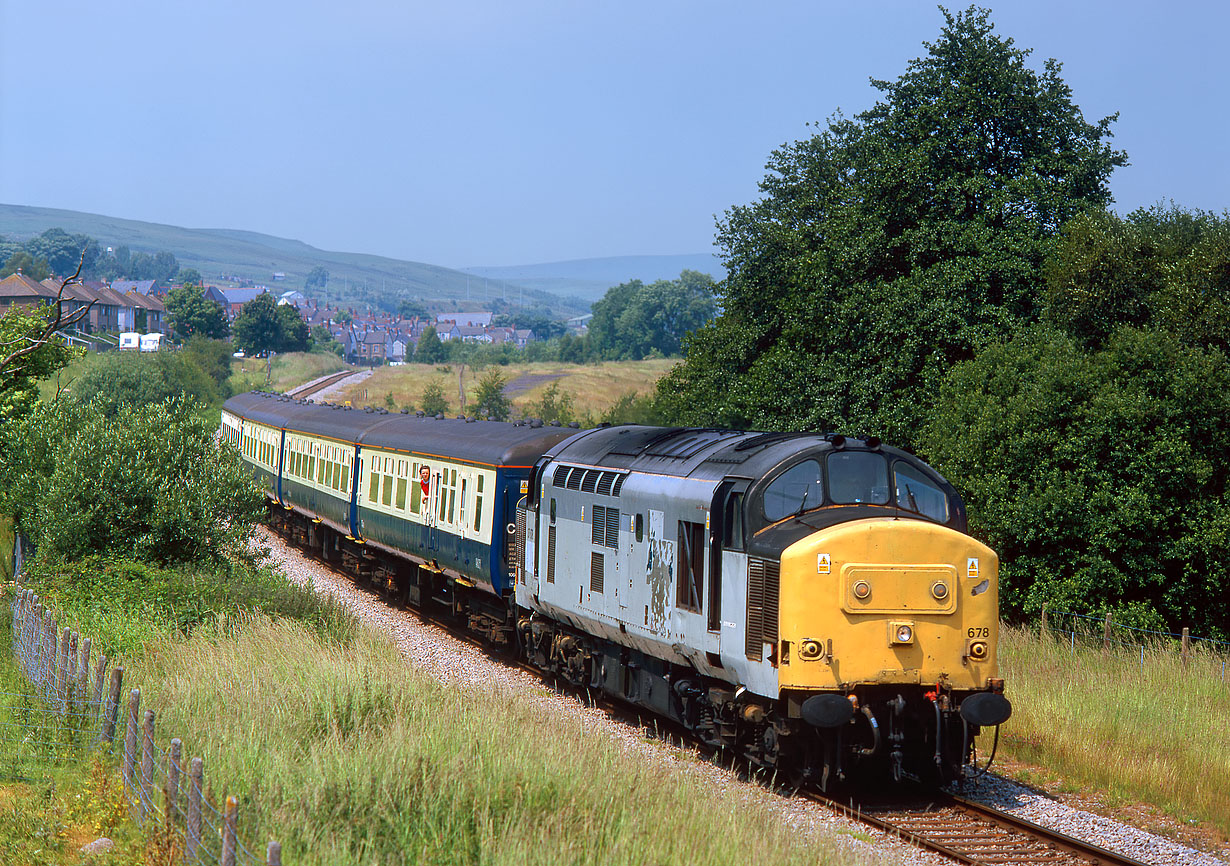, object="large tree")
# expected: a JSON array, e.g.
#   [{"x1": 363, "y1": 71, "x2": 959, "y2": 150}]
[
  {"x1": 232, "y1": 293, "x2": 284, "y2": 357},
  {"x1": 165, "y1": 286, "x2": 229, "y2": 340},
  {"x1": 657, "y1": 7, "x2": 1126, "y2": 443},
  {"x1": 589, "y1": 270, "x2": 717, "y2": 361}
]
